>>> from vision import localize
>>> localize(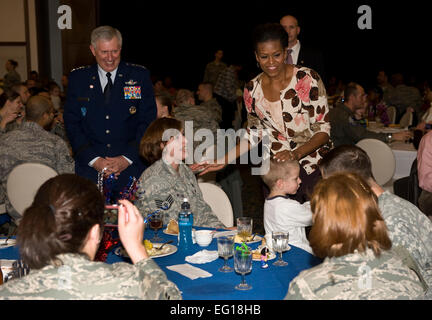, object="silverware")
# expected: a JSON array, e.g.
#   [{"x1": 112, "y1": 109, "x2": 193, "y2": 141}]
[
  {"x1": 0, "y1": 235, "x2": 12, "y2": 247},
  {"x1": 155, "y1": 240, "x2": 173, "y2": 251}
]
